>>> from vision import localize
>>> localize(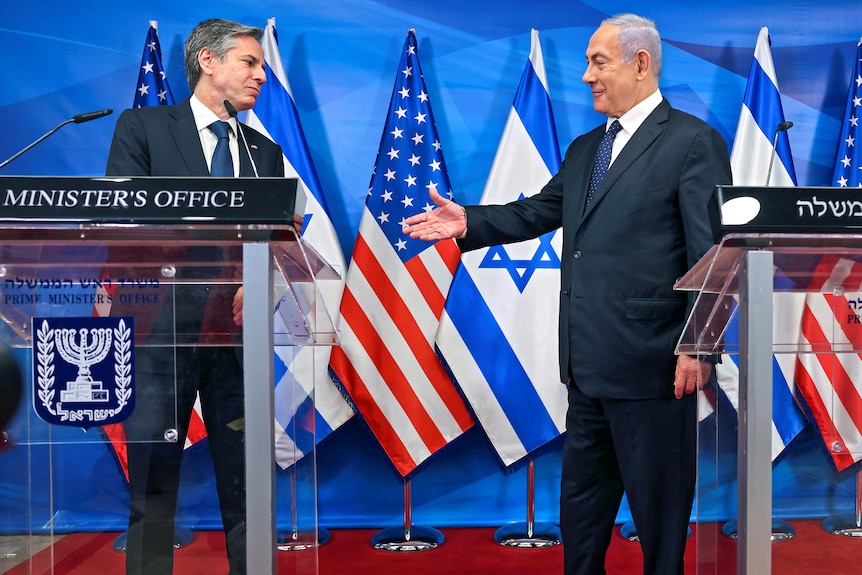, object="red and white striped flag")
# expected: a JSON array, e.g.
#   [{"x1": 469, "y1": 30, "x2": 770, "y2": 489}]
[
  {"x1": 795, "y1": 39, "x2": 862, "y2": 472},
  {"x1": 796, "y1": 256, "x2": 862, "y2": 471},
  {"x1": 329, "y1": 30, "x2": 473, "y2": 477}
]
